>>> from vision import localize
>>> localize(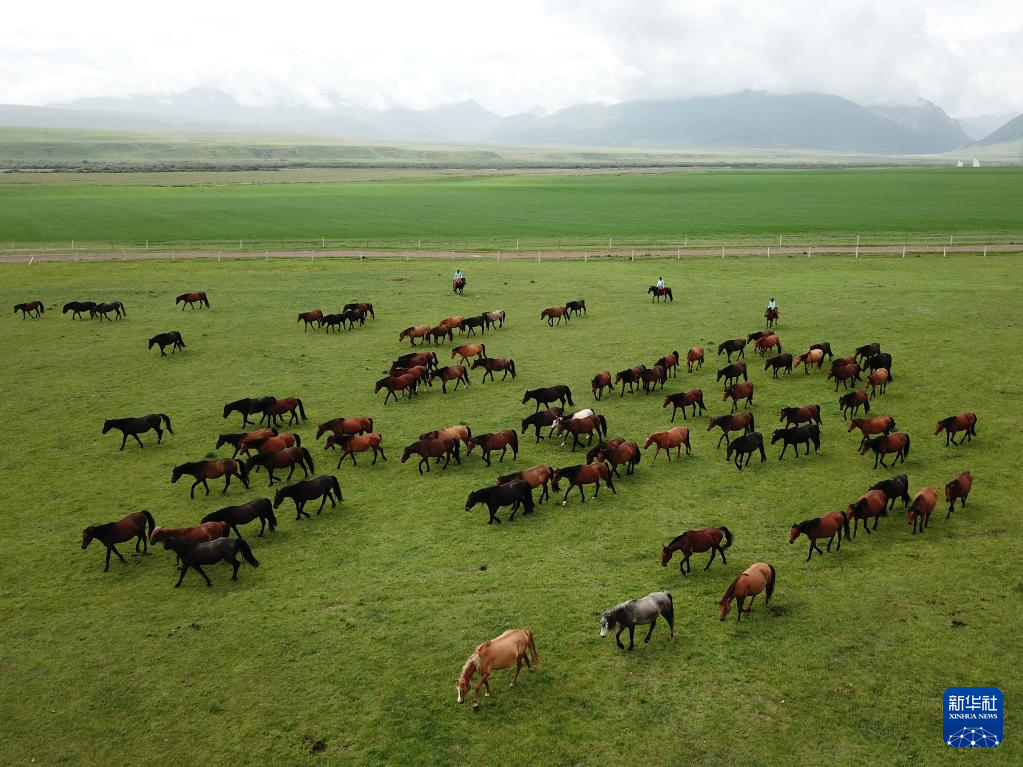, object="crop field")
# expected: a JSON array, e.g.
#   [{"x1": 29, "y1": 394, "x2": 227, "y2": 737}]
[{"x1": 1, "y1": 252, "x2": 1020, "y2": 765}]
